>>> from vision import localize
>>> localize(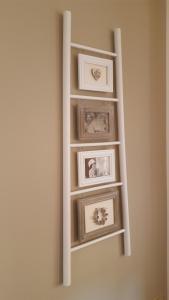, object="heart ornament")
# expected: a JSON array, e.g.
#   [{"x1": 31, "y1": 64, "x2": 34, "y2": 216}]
[{"x1": 91, "y1": 68, "x2": 102, "y2": 81}]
